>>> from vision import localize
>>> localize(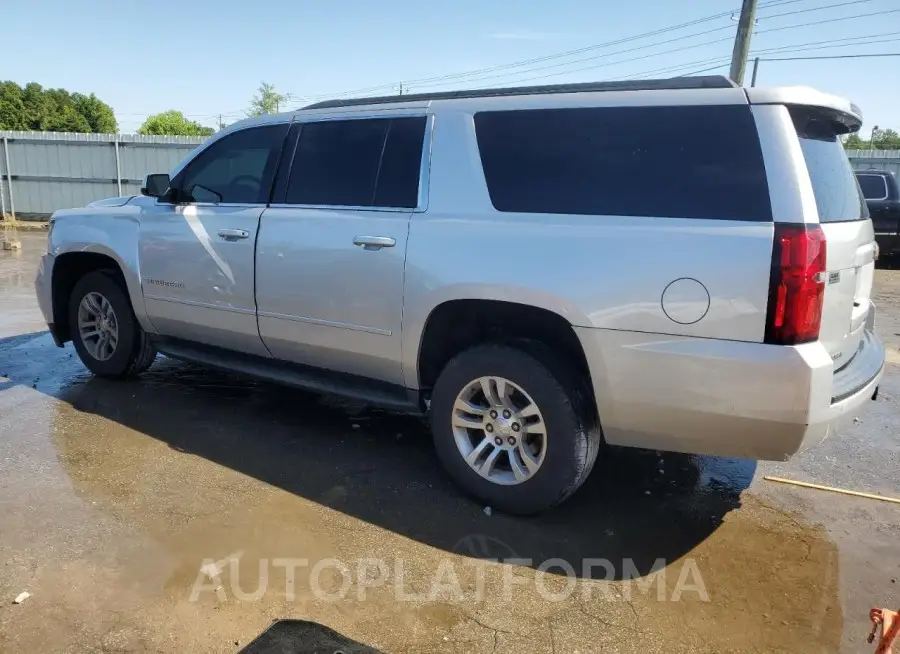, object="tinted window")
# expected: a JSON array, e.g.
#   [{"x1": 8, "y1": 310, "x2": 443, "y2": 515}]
[
  {"x1": 791, "y1": 108, "x2": 867, "y2": 223},
  {"x1": 474, "y1": 106, "x2": 771, "y2": 221},
  {"x1": 178, "y1": 125, "x2": 287, "y2": 204},
  {"x1": 856, "y1": 174, "x2": 888, "y2": 200},
  {"x1": 374, "y1": 117, "x2": 427, "y2": 208},
  {"x1": 288, "y1": 119, "x2": 388, "y2": 207},
  {"x1": 286, "y1": 117, "x2": 425, "y2": 208}
]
